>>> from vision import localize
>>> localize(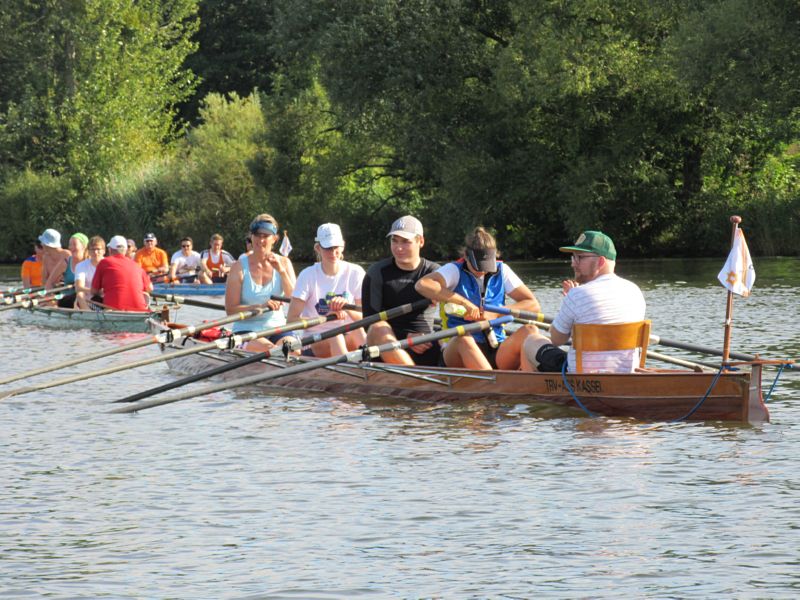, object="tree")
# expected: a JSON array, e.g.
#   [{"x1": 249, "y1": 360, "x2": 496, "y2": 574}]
[{"x1": 0, "y1": 0, "x2": 199, "y2": 186}]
